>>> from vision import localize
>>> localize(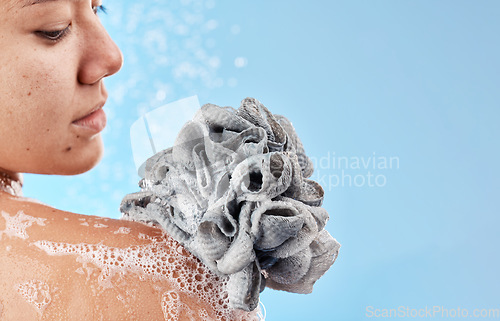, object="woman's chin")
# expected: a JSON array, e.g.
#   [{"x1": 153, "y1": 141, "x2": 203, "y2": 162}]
[
  {"x1": 67, "y1": 151, "x2": 103, "y2": 175},
  {"x1": 64, "y1": 159, "x2": 102, "y2": 175},
  {"x1": 44, "y1": 139, "x2": 104, "y2": 175}
]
